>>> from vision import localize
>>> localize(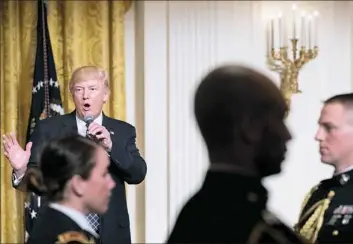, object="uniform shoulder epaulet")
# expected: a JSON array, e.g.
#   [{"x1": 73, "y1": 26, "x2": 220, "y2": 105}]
[
  {"x1": 55, "y1": 231, "x2": 95, "y2": 244},
  {"x1": 298, "y1": 183, "x2": 321, "y2": 217}
]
